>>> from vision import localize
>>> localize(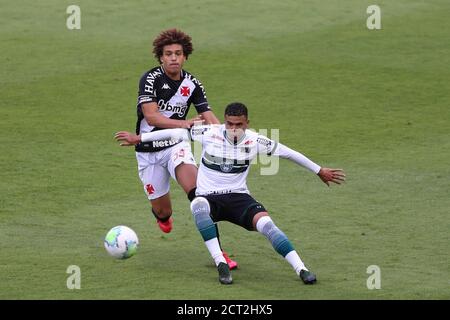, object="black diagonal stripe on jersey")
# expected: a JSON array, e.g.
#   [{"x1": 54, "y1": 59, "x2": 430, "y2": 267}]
[
  {"x1": 203, "y1": 152, "x2": 250, "y2": 166},
  {"x1": 202, "y1": 152, "x2": 250, "y2": 173},
  {"x1": 201, "y1": 159, "x2": 249, "y2": 173}
]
